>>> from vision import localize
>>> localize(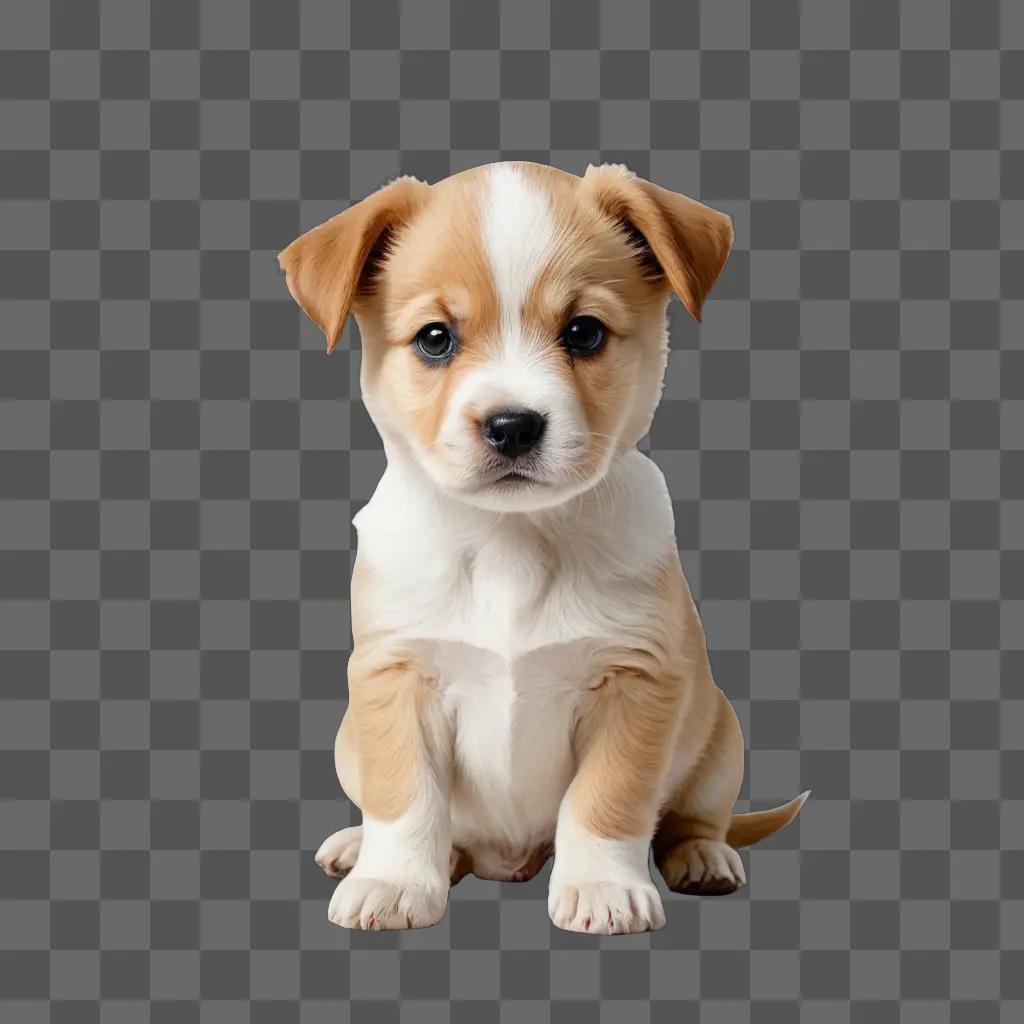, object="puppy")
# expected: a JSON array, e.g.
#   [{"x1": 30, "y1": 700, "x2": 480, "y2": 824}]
[{"x1": 279, "y1": 162, "x2": 808, "y2": 934}]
